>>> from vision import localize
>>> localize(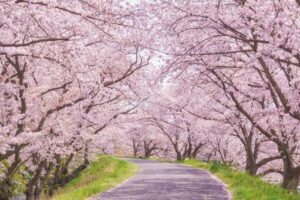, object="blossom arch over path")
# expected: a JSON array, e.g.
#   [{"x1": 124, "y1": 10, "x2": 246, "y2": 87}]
[{"x1": 1, "y1": 0, "x2": 300, "y2": 199}]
